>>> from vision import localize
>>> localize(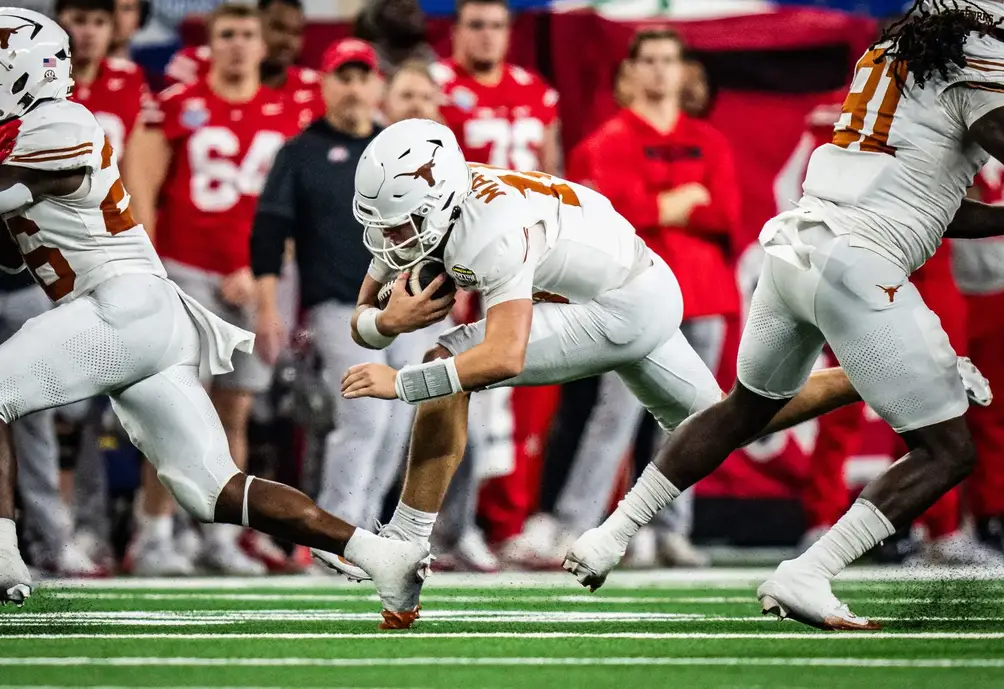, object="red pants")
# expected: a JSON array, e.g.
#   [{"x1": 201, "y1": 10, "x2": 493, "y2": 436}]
[
  {"x1": 965, "y1": 290, "x2": 1004, "y2": 519},
  {"x1": 478, "y1": 386, "x2": 561, "y2": 543},
  {"x1": 802, "y1": 249, "x2": 965, "y2": 536}
]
